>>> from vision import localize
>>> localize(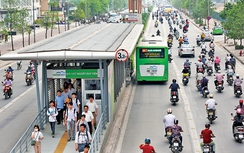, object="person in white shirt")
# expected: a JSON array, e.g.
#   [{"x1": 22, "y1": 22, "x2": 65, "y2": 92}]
[
  {"x1": 205, "y1": 94, "x2": 217, "y2": 115},
  {"x1": 86, "y1": 95, "x2": 98, "y2": 129},
  {"x1": 163, "y1": 108, "x2": 176, "y2": 137},
  {"x1": 68, "y1": 83, "x2": 76, "y2": 98},
  {"x1": 62, "y1": 87, "x2": 70, "y2": 99},
  {"x1": 47, "y1": 101, "x2": 58, "y2": 138},
  {"x1": 82, "y1": 105, "x2": 94, "y2": 135},
  {"x1": 75, "y1": 124, "x2": 92, "y2": 153},
  {"x1": 65, "y1": 102, "x2": 77, "y2": 141},
  {"x1": 72, "y1": 93, "x2": 81, "y2": 119},
  {"x1": 76, "y1": 114, "x2": 90, "y2": 133},
  {"x1": 31, "y1": 125, "x2": 44, "y2": 153}
]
